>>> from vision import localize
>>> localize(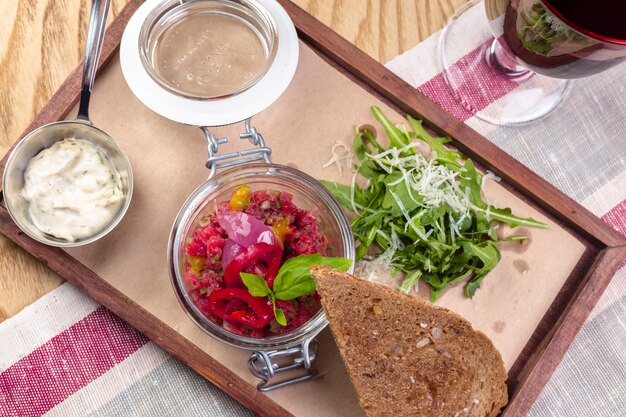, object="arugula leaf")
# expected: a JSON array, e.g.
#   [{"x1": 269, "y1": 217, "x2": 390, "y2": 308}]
[
  {"x1": 372, "y1": 106, "x2": 413, "y2": 151},
  {"x1": 382, "y1": 173, "x2": 421, "y2": 217},
  {"x1": 408, "y1": 115, "x2": 463, "y2": 168},
  {"x1": 458, "y1": 159, "x2": 484, "y2": 208},
  {"x1": 399, "y1": 269, "x2": 422, "y2": 293},
  {"x1": 319, "y1": 180, "x2": 359, "y2": 209},
  {"x1": 477, "y1": 206, "x2": 548, "y2": 229}
]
